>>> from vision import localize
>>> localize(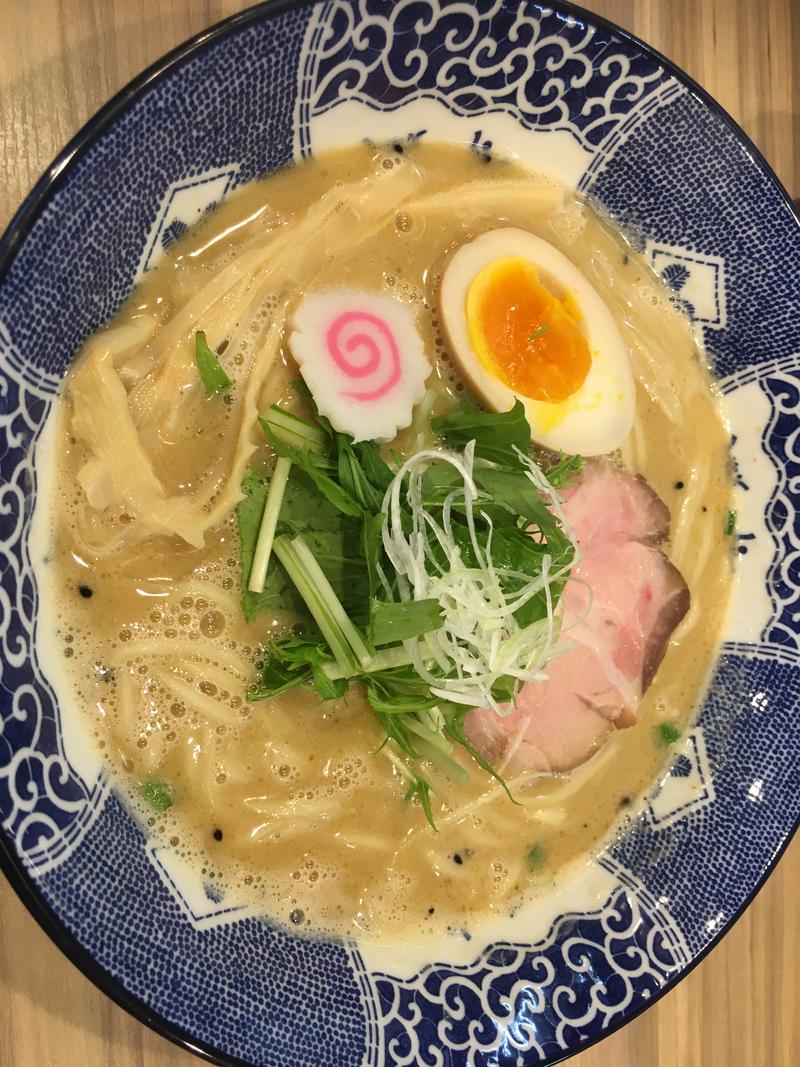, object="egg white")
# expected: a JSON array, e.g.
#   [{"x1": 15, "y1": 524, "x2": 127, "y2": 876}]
[{"x1": 439, "y1": 227, "x2": 635, "y2": 456}]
